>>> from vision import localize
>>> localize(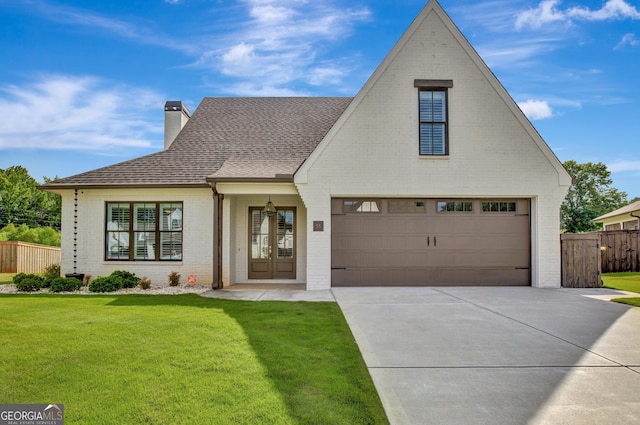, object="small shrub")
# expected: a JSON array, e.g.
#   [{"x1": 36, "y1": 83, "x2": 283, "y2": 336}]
[
  {"x1": 43, "y1": 263, "x2": 61, "y2": 278},
  {"x1": 42, "y1": 265, "x2": 60, "y2": 288},
  {"x1": 88, "y1": 276, "x2": 123, "y2": 293},
  {"x1": 168, "y1": 271, "x2": 180, "y2": 287},
  {"x1": 110, "y1": 270, "x2": 138, "y2": 289},
  {"x1": 13, "y1": 273, "x2": 45, "y2": 292},
  {"x1": 138, "y1": 276, "x2": 152, "y2": 290},
  {"x1": 49, "y1": 277, "x2": 83, "y2": 293}
]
